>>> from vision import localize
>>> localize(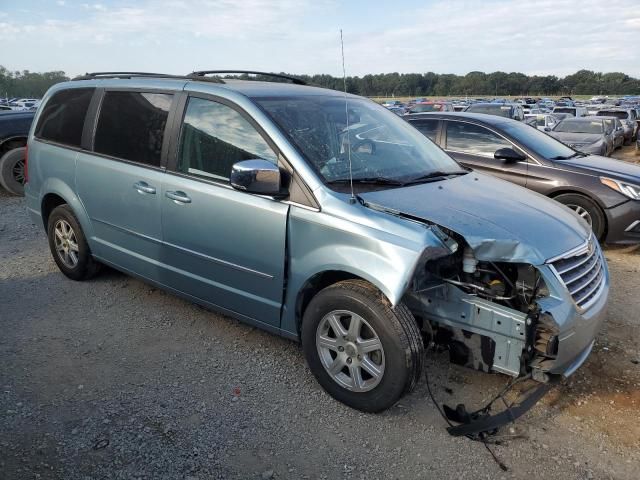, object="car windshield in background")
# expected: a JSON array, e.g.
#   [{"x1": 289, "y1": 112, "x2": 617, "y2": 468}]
[
  {"x1": 256, "y1": 96, "x2": 465, "y2": 189},
  {"x1": 466, "y1": 104, "x2": 512, "y2": 117},
  {"x1": 597, "y1": 111, "x2": 629, "y2": 120},
  {"x1": 500, "y1": 120, "x2": 578, "y2": 159},
  {"x1": 554, "y1": 108, "x2": 575, "y2": 114},
  {"x1": 554, "y1": 119, "x2": 604, "y2": 134},
  {"x1": 411, "y1": 104, "x2": 442, "y2": 112}
]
